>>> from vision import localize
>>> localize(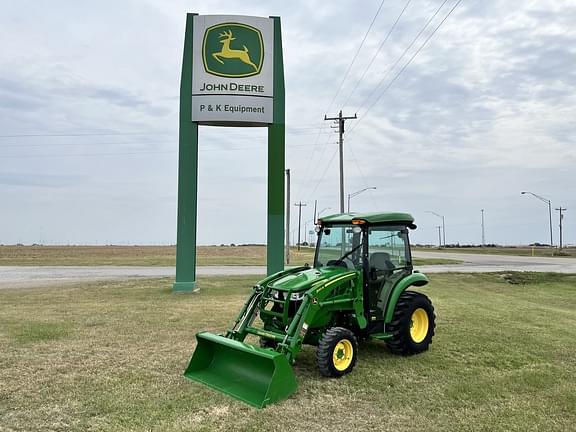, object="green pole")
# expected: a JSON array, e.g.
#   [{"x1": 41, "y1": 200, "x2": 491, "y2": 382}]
[
  {"x1": 173, "y1": 13, "x2": 198, "y2": 292},
  {"x1": 267, "y1": 16, "x2": 285, "y2": 276}
]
